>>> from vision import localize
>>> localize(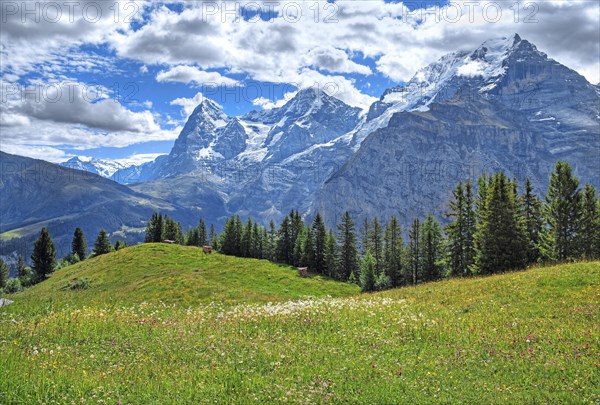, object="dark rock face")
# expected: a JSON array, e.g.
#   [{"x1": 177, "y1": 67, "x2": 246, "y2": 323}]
[{"x1": 318, "y1": 35, "x2": 599, "y2": 226}]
